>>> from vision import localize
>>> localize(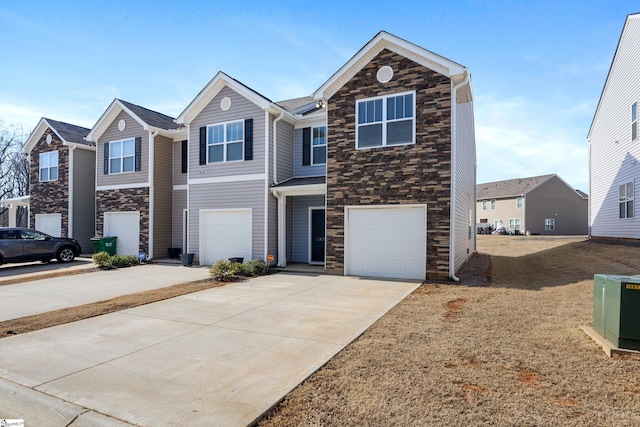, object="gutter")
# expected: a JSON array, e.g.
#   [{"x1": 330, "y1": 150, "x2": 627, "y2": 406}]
[
  {"x1": 68, "y1": 145, "x2": 76, "y2": 239},
  {"x1": 449, "y1": 70, "x2": 470, "y2": 282},
  {"x1": 272, "y1": 111, "x2": 285, "y2": 185},
  {"x1": 148, "y1": 129, "x2": 159, "y2": 260}
]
